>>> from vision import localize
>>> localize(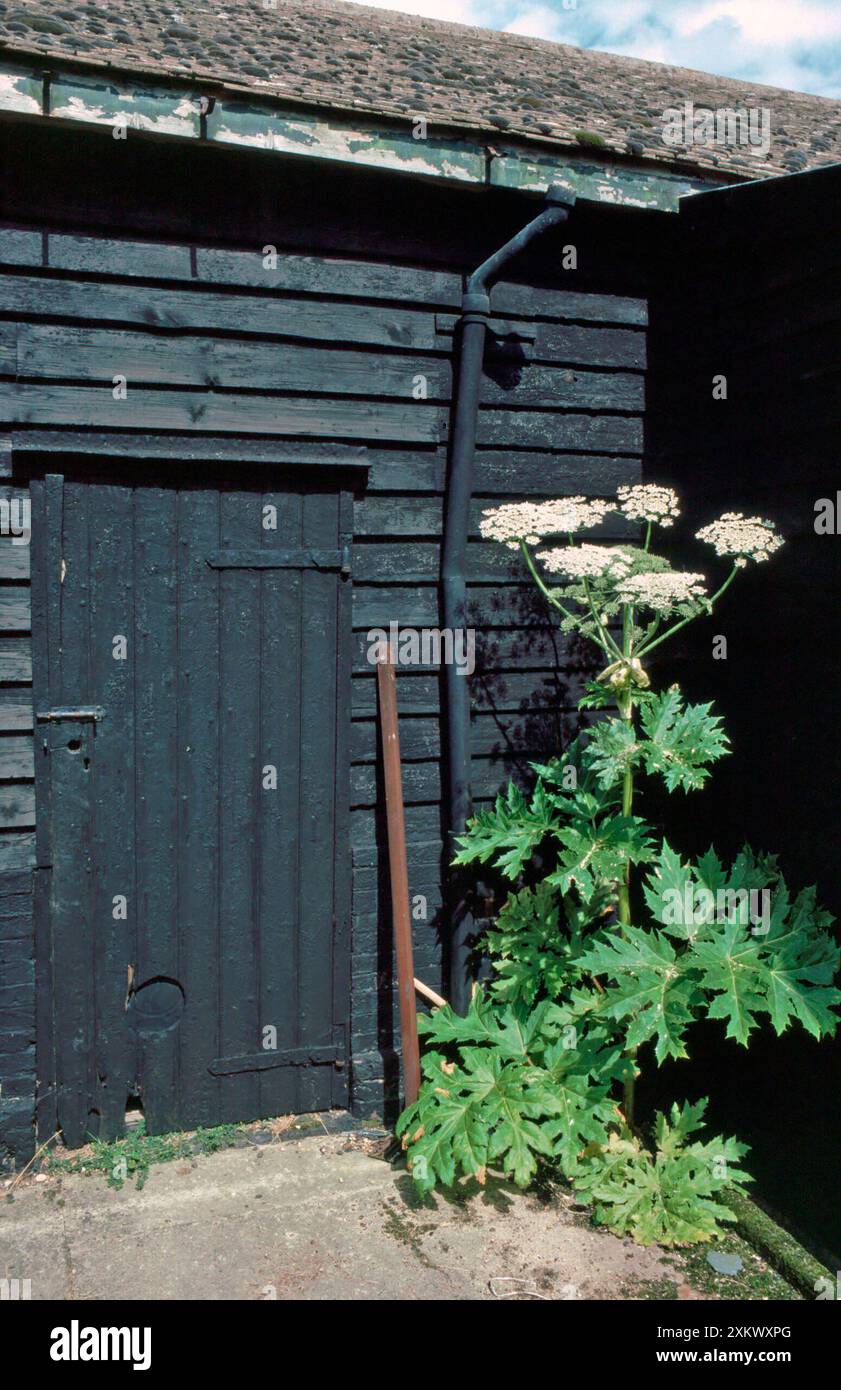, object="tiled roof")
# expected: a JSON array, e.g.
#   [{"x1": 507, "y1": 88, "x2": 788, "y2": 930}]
[{"x1": 1, "y1": 0, "x2": 839, "y2": 180}]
